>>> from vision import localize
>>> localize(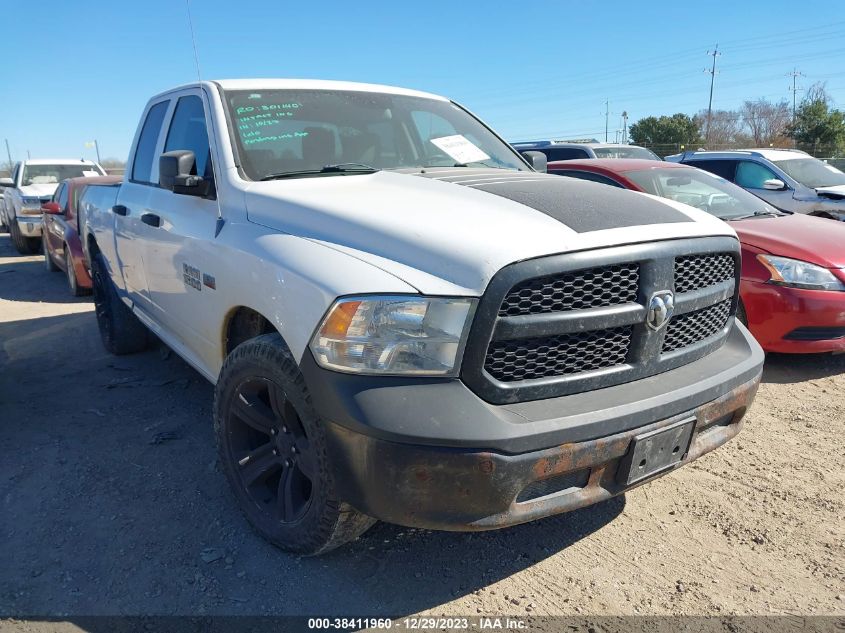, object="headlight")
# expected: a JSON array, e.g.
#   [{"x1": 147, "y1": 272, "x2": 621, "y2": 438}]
[
  {"x1": 757, "y1": 255, "x2": 845, "y2": 291},
  {"x1": 309, "y1": 296, "x2": 476, "y2": 375},
  {"x1": 21, "y1": 196, "x2": 41, "y2": 209}
]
